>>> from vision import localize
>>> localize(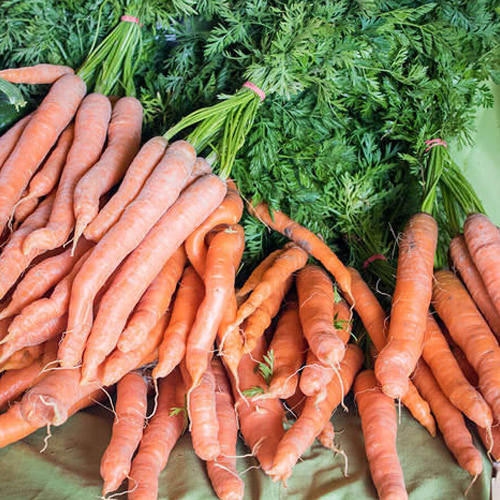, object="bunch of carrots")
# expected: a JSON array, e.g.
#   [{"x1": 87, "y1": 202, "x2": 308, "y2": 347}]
[{"x1": 0, "y1": 63, "x2": 498, "y2": 500}]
